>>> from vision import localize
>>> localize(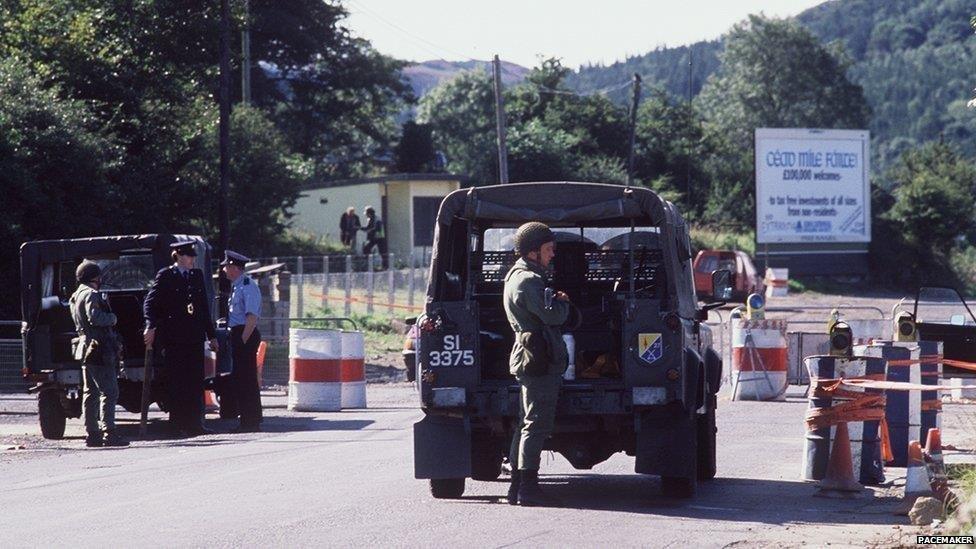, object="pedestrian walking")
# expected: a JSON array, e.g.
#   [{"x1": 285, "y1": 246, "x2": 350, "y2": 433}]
[
  {"x1": 143, "y1": 240, "x2": 218, "y2": 438},
  {"x1": 70, "y1": 260, "x2": 128, "y2": 447},
  {"x1": 221, "y1": 250, "x2": 264, "y2": 432},
  {"x1": 361, "y1": 205, "x2": 388, "y2": 268},
  {"x1": 503, "y1": 222, "x2": 571, "y2": 506}
]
